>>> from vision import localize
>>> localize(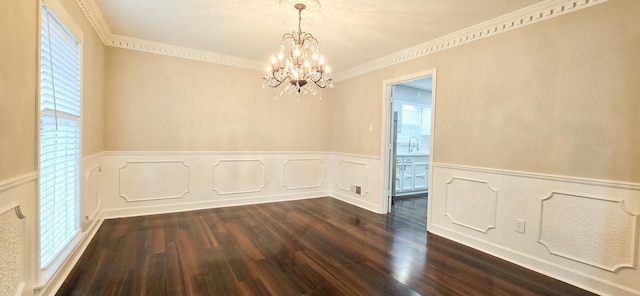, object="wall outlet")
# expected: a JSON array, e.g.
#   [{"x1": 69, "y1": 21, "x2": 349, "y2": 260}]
[{"x1": 515, "y1": 219, "x2": 526, "y2": 234}]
